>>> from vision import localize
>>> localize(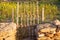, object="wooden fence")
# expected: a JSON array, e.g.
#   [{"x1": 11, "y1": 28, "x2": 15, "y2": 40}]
[{"x1": 16, "y1": 1, "x2": 44, "y2": 27}]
